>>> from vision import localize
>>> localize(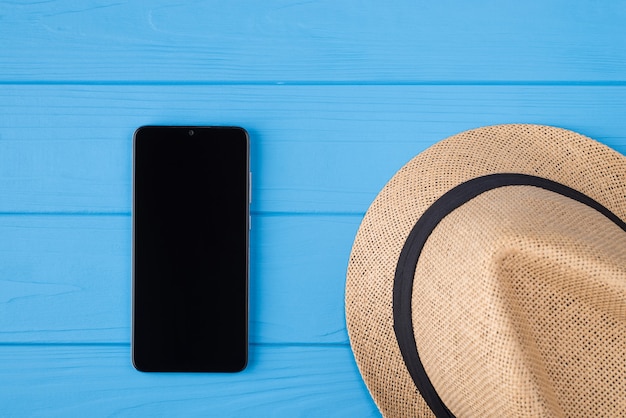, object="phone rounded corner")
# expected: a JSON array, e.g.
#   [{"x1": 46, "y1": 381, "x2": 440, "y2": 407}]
[
  {"x1": 233, "y1": 357, "x2": 249, "y2": 373},
  {"x1": 233, "y1": 126, "x2": 250, "y2": 145},
  {"x1": 133, "y1": 126, "x2": 149, "y2": 142},
  {"x1": 131, "y1": 352, "x2": 147, "y2": 373},
  {"x1": 234, "y1": 126, "x2": 249, "y2": 135}
]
